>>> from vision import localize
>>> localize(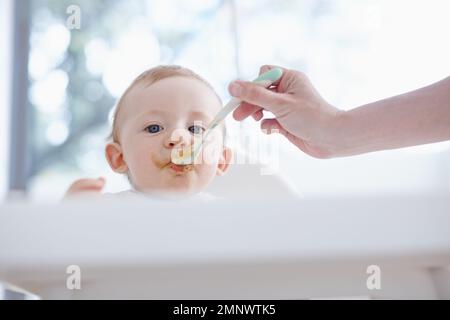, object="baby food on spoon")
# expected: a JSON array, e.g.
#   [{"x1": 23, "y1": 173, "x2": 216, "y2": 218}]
[{"x1": 171, "y1": 139, "x2": 202, "y2": 165}]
